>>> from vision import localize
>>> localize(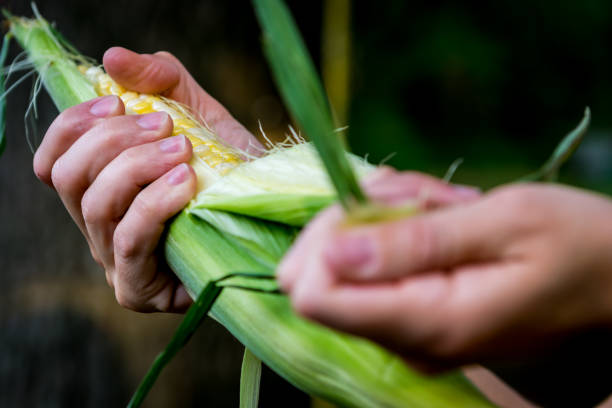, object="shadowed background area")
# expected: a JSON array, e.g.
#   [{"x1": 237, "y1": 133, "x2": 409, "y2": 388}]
[{"x1": 1, "y1": 0, "x2": 611, "y2": 407}]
